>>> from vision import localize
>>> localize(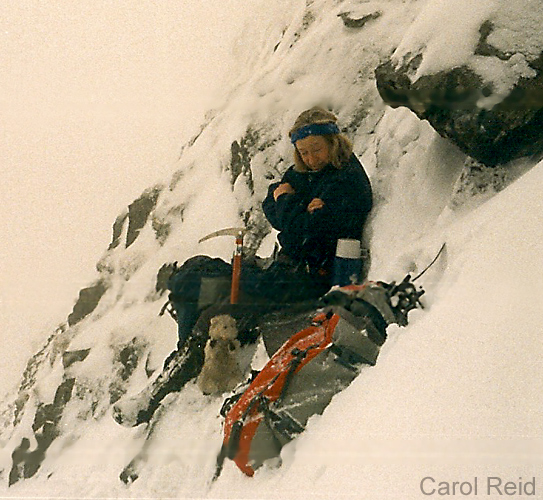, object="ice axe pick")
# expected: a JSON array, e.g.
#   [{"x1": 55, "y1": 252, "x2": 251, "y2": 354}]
[{"x1": 198, "y1": 227, "x2": 246, "y2": 304}]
